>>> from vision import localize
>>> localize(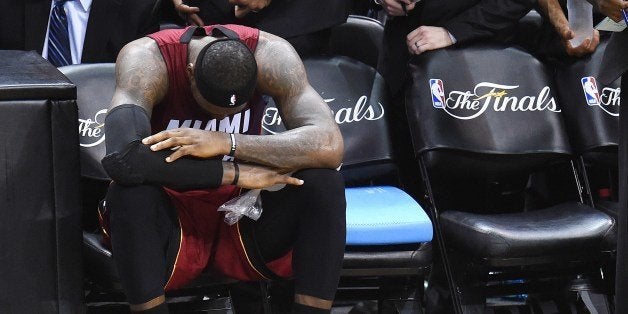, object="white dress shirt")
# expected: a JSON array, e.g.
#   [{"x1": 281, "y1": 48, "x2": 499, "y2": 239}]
[{"x1": 42, "y1": 0, "x2": 93, "y2": 65}]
